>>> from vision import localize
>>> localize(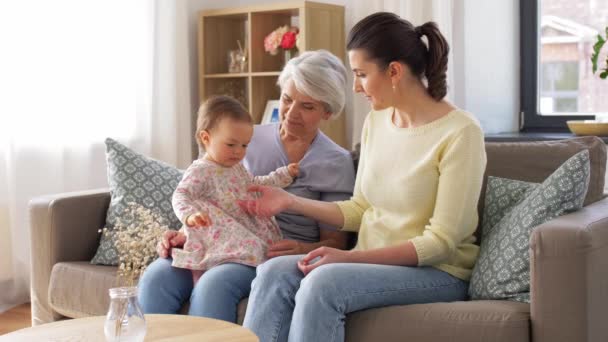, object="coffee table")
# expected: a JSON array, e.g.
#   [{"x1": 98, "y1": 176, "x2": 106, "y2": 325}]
[{"x1": 0, "y1": 314, "x2": 258, "y2": 341}]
